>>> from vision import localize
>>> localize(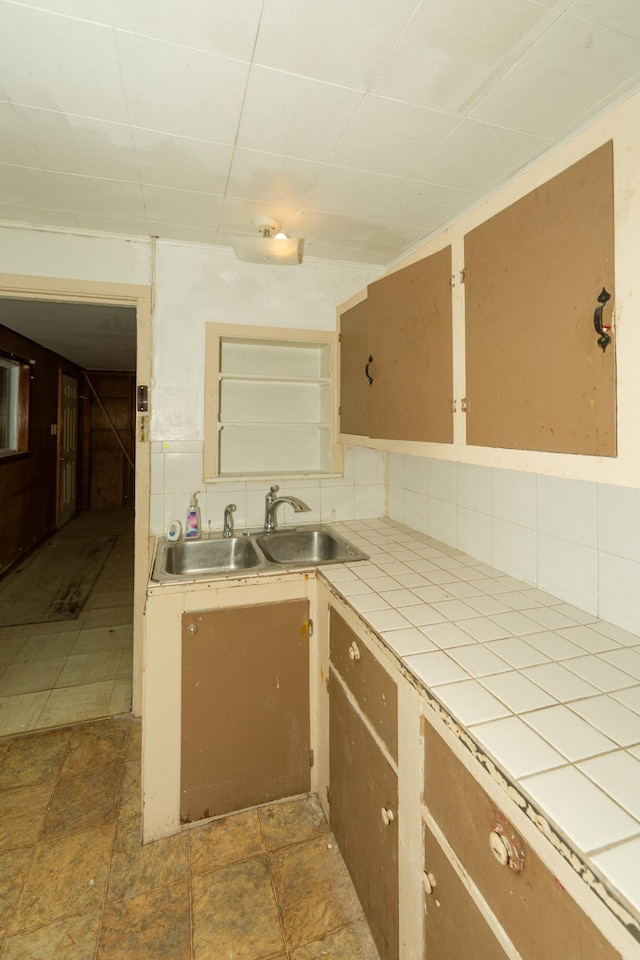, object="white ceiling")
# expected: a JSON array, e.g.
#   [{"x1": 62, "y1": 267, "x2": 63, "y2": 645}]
[{"x1": 1, "y1": 0, "x2": 640, "y2": 269}]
